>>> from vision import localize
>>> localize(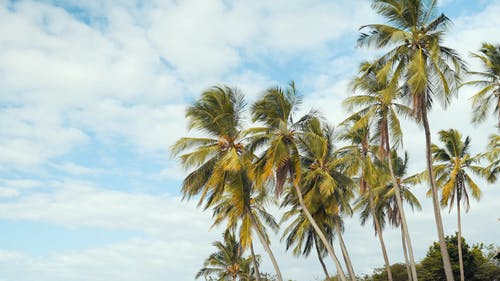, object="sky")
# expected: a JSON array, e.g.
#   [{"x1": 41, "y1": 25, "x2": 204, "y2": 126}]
[{"x1": 0, "y1": 0, "x2": 499, "y2": 280}]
